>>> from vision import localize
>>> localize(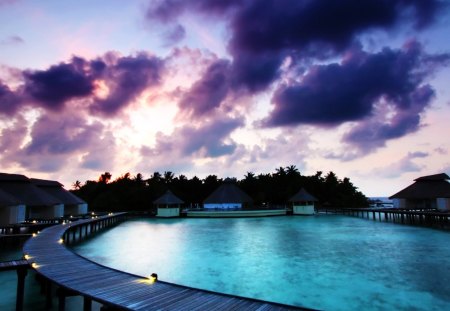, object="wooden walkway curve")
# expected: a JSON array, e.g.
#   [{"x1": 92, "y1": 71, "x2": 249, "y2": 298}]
[{"x1": 23, "y1": 214, "x2": 309, "y2": 311}]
